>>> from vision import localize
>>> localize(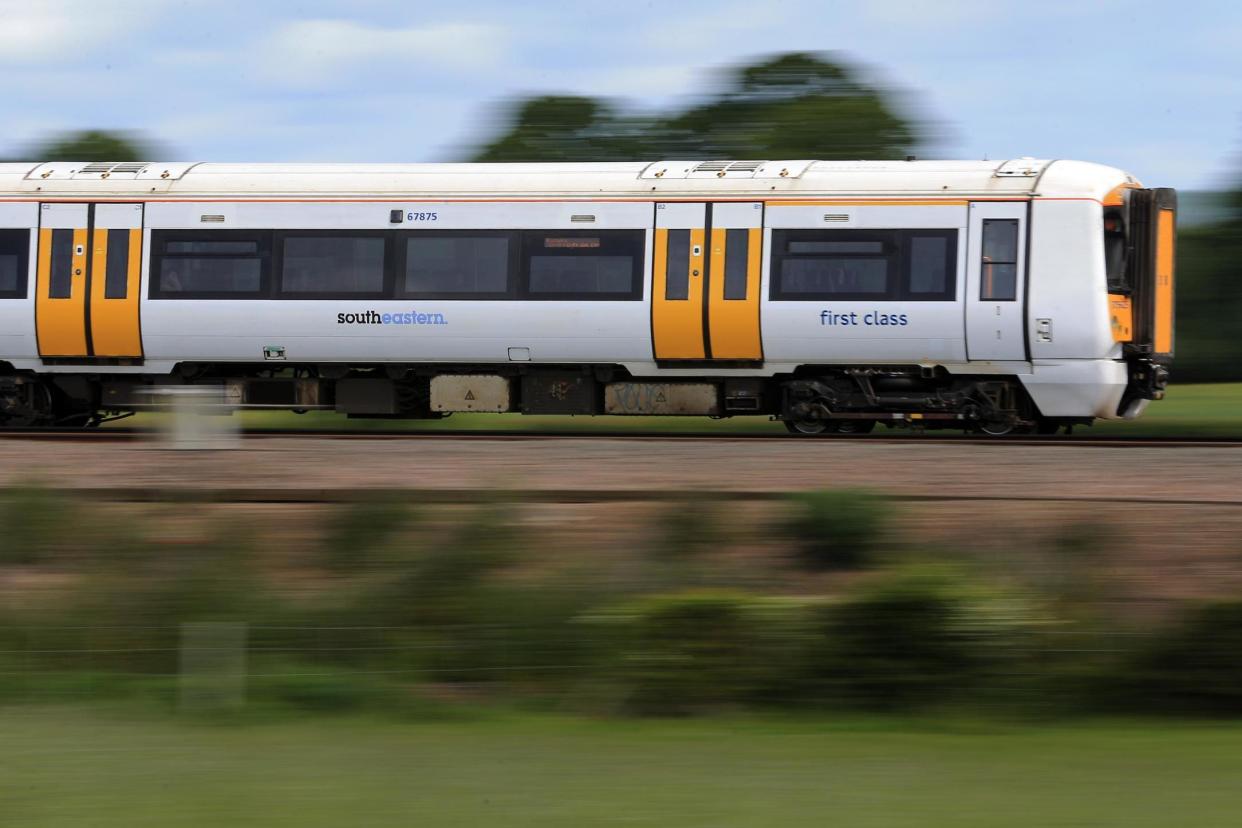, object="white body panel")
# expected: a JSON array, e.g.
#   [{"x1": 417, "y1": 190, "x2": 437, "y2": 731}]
[
  {"x1": 1027, "y1": 200, "x2": 1116, "y2": 361},
  {"x1": 0, "y1": 203, "x2": 38, "y2": 362},
  {"x1": 965, "y1": 202, "x2": 1028, "y2": 361},
  {"x1": 1019, "y1": 359, "x2": 1129, "y2": 419},
  {"x1": 761, "y1": 204, "x2": 970, "y2": 365}
]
